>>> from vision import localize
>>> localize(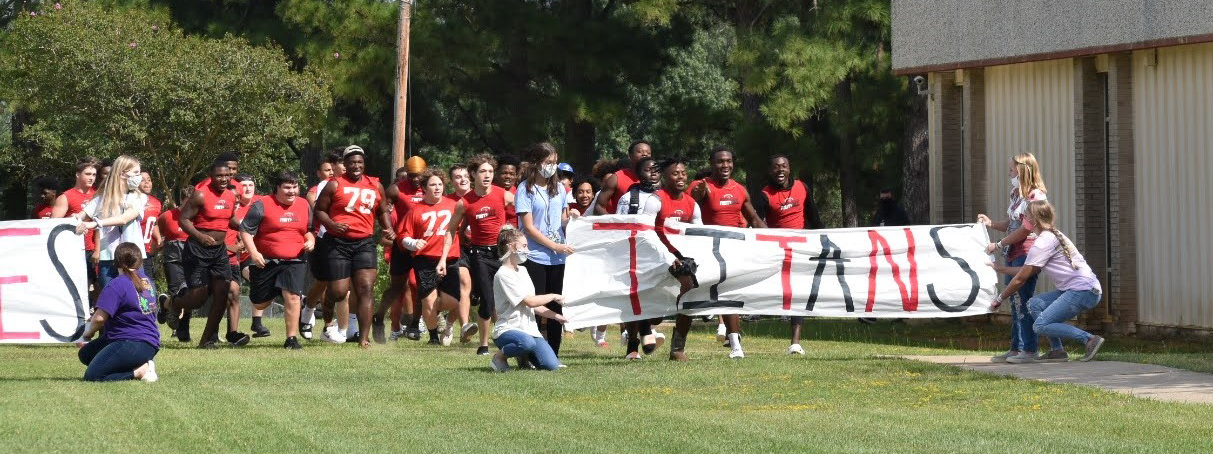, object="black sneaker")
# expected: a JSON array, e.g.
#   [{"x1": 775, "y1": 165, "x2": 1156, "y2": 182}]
[
  {"x1": 476, "y1": 346, "x2": 491, "y2": 356},
  {"x1": 251, "y1": 325, "x2": 271, "y2": 338},
  {"x1": 226, "y1": 331, "x2": 251, "y2": 347},
  {"x1": 405, "y1": 327, "x2": 422, "y2": 341},
  {"x1": 346, "y1": 333, "x2": 361, "y2": 343},
  {"x1": 283, "y1": 336, "x2": 303, "y2": 350},
  {"x1": 371, "y1": 315, "x2": 386, "y2": 345},
  {"x1": 427, "y1": 337, "x2": 441, "y2": 345},
  {"x1": 300, "y1": 323, "x2": 313, "y2": 340},
  {"x1": 176, "y1": 323, "x2": 192, "y2": 343},
  {"x1": 198, "y1": 340, "x2": 219, "y2": 349}
]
